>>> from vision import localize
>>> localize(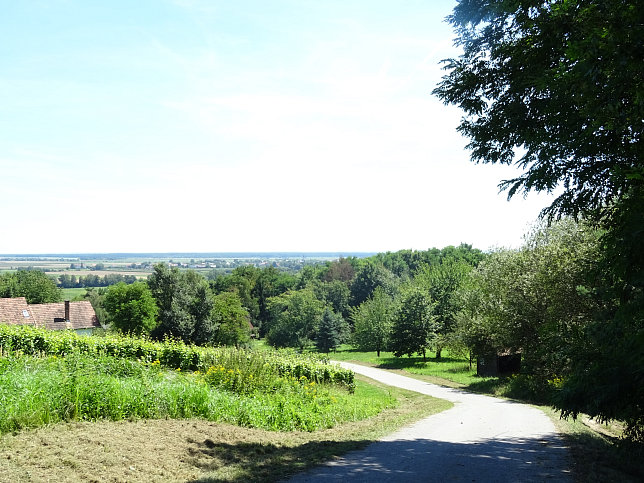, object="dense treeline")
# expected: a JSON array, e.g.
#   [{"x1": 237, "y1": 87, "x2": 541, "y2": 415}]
[
  {"x1": 94, "y1": 244, "x2": 484, "y2": 353},
  {"x1": 0, "y1": 270, "x2": 62, "y2": 304},
  {"x1": 57, "y1": 273, "x2": 138, "y2": 288}
]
